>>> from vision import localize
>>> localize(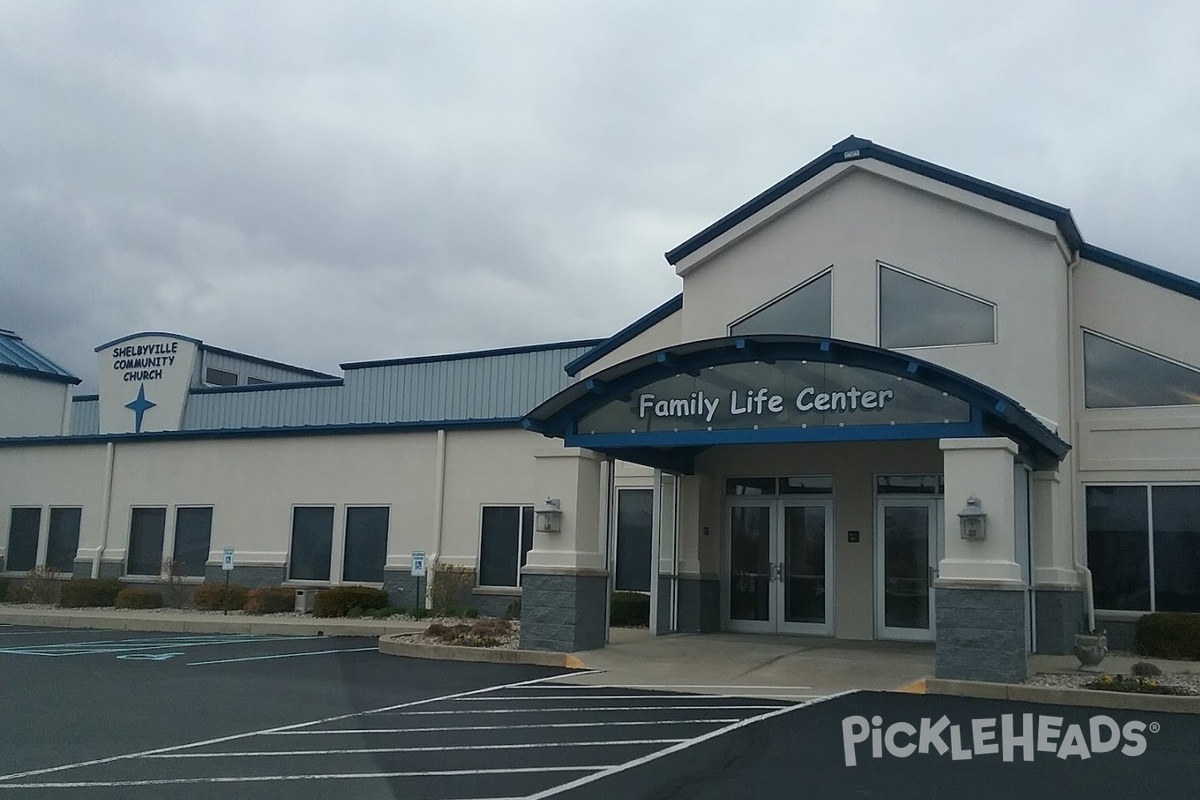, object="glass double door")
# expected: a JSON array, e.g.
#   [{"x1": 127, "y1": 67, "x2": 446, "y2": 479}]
[
  {"x1": 727, "y1": 499, "x2": 833, "y2": 635},
  {"x1": 875, "y1": 498, "x2": 941, "y2": 642}
]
